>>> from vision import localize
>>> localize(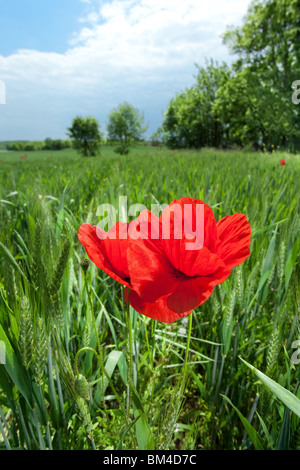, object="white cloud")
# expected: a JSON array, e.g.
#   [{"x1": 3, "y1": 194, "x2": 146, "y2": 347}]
[{"x1": 0, "y1": 0, "x2": 251, "y2": 140}]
